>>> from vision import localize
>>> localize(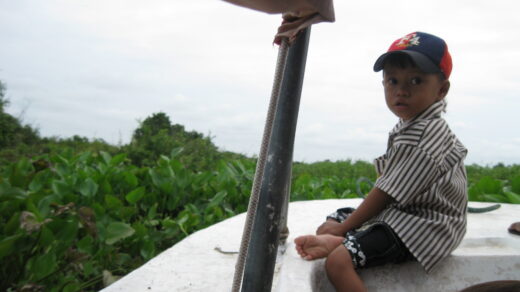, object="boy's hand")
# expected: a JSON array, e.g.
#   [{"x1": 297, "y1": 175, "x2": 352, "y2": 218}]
[{"x1": 316, "y1": 220, "x2": 346, "y2": 236}]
